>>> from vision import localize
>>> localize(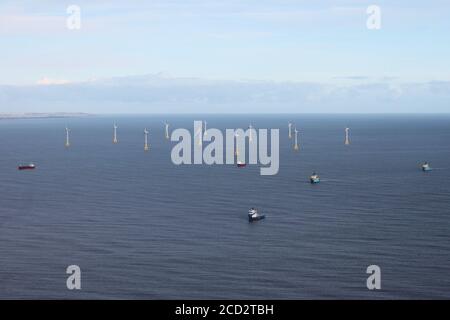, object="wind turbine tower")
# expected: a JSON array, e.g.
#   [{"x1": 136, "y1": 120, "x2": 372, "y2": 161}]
[
  {"x1": 165, "y1": 122, "x2": 170, "y2": 139},
  {"x1": 65, "y1": 127, "x2": 70, "y2": 148},
  {"x1": 235, "y1": 132, "x2": 240, "y2": 156},
  {"x1": 113, "y1": 123, "x2": 118, "y2": 144},
  {"x1": 195, "y1": 124, "x2": 202, "y2": 147},
  {"x1": 345, "y1": 127, "x2": 350, "y2": 145},
  {"x1": 203, "y1": 121, "x2": 208, "y2": 137},
  {"x1": 144, "y1": 128, "x2": 149, "y2": 151},
  {"x1": 294, "y1": 128, "x2": 299, "y2": 151}
]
